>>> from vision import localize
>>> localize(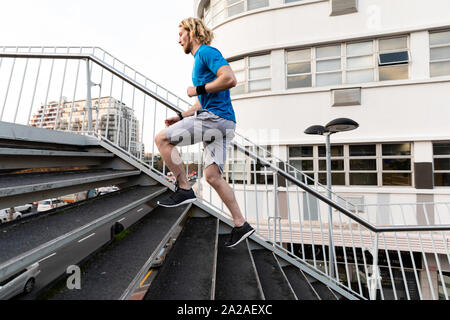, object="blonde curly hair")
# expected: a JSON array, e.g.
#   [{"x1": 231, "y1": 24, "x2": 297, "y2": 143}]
[{"x1": 179, "y1": 17, "x2": 214, "y2": 45}]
